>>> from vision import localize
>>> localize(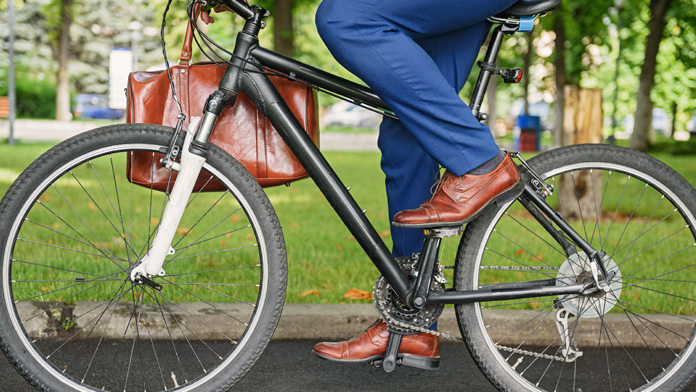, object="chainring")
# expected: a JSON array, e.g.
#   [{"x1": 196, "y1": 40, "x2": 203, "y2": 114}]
[{"x1": 374, "y1": 254, "x2": 445, "y2": 333}]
